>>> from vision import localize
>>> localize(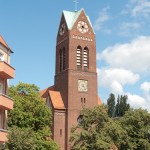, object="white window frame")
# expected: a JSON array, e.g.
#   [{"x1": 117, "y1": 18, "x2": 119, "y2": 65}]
[{"x1": 0, "y1": 52, "x2": 4, "y2": 61}]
